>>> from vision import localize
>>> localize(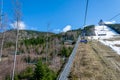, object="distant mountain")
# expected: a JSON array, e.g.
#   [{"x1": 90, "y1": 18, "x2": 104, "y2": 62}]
[{"x1": 0, "y1": 29, "x2": 54, "y2": 44}]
